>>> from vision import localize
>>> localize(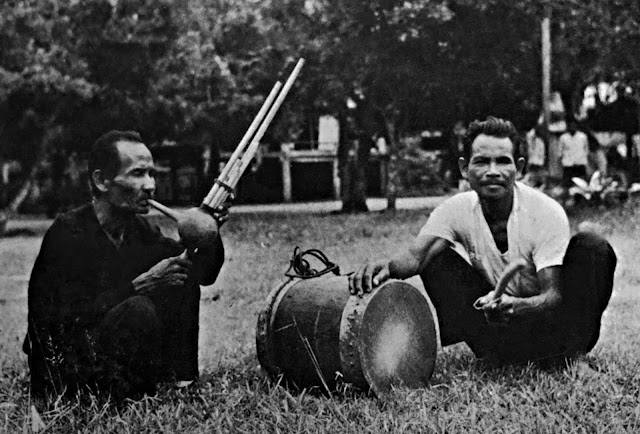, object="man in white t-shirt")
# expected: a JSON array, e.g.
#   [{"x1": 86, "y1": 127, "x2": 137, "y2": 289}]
[
  {"x1": 560, "y1": 121, "x2": 589, "y2": 188},
  {"x1": 349, "y1": 117, "x2": 616, "y2": 364}
]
